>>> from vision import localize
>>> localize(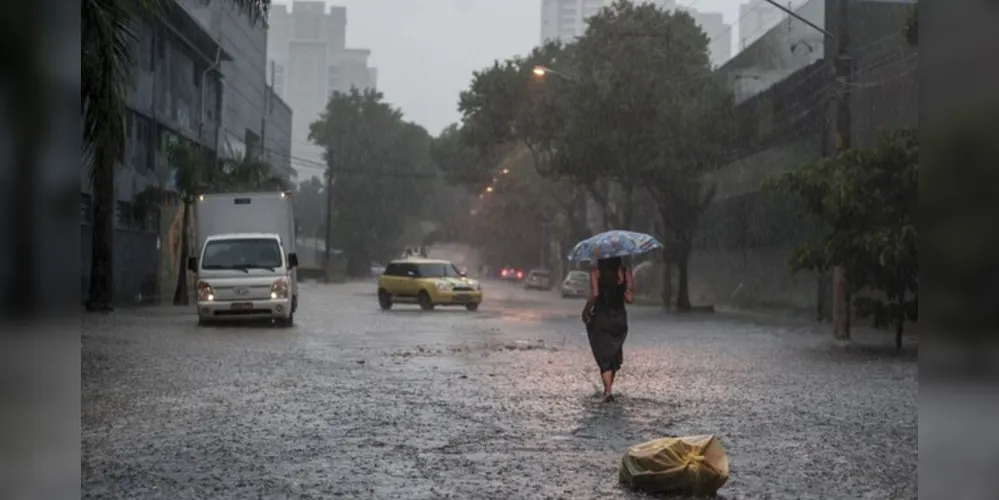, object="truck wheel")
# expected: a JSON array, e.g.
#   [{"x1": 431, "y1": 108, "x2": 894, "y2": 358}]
[
  {"x1": 418, "y1": 291, "x2": 434, "y2": 310},
  {"x1": 465, "y1": 303, "x2": 479, "y2": 312},
  {"x1": 378, "y1": 290, "x2": 393, "y2": 310}
]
